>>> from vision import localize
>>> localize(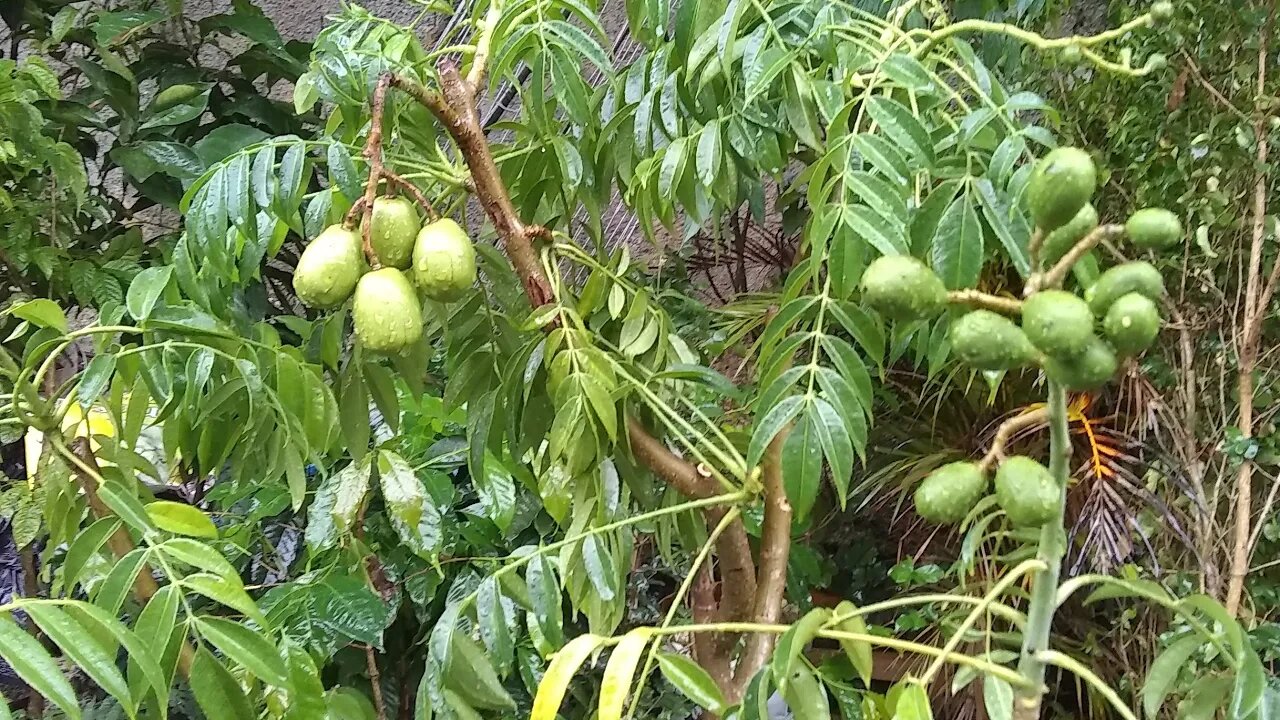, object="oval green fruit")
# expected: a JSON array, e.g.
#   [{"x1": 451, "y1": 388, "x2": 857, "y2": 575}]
[
  {"x1": 1043, "y1": 336, "x2": 1118, "y2": 390},
  {"x1": 1027, "y1": 147, "x2": 1097, "y2": 232},
  {"x1": 369, "y1": 196, "x2": 421, "y2": 269},
  {"x1": 1041, "y1": 203, "x2": 1099, "y2": 265},
  {"x1": 914, "y1": 461, "x2": 988, "y2": 524},
  {"x1": 1085, "y1": 261, "x2": 1164, "y2": 315},
  {"x1": 950, "y1": 310, "x2": 1038, "y2": 371},
  {"x1": 1022, "y1": 290, "x2": 1095, "y2": 357},
  {"x1": 1151, "y1": 0, "x2": 1173, "y2": 20},
  {"x1": 293, "y1": 225, "x2": 363, "y2": 309},
  {"x1": 1125, "y1": 208, "x2": 1182, "y2": 250},
  {"x1": 860, "y1": 255, "x2": 948, "y2": 322},
  {"x1": 412, "y1": 218, "x2": 477, "y2": 302},
  {"x1": 152, "y1": 83, "x2": 203, "y2": 111},
  {"x1": 994, "y1": 456, "x2": 1059, "y2": 527},
  {"x1": 353, "y1": 268, "x2": 423, "y2": 353},
  {"x1": 1103, "y1": 292, "x2": 1161, "y2": 355}
]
